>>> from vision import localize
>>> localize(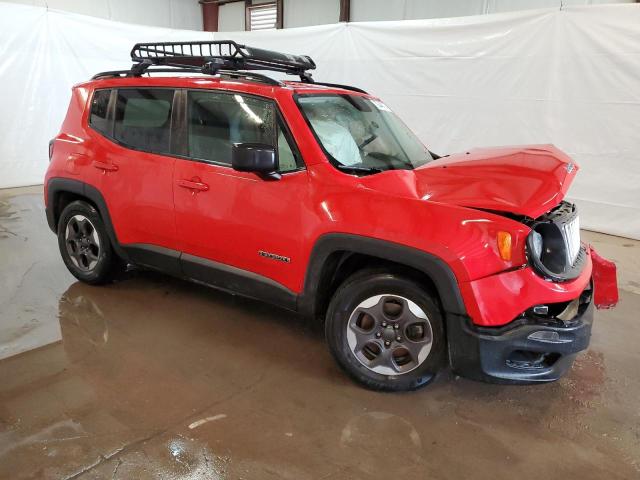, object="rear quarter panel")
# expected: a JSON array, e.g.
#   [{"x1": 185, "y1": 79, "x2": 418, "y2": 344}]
[{"x1": 45, "y1": 86, "x2": 102, "y2": 208}]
